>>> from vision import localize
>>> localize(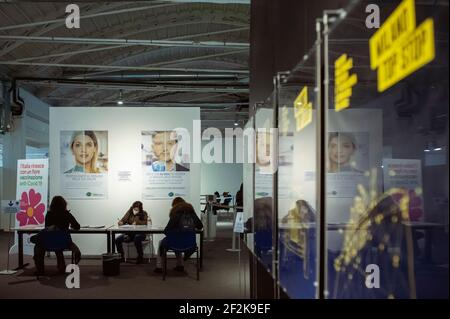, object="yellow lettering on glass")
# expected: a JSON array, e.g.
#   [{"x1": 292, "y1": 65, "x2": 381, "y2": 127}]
[
  {"x1": 293, "y1": 86, "x2": 312, "y2": 131},
  {"x1": 334, "y1": 54, "x2": 358, "y2": 112},
  {"x1": 377, "y1": 18, "x2": 435, "y2": 92},
  {"x1": 369, "y1": 0, "x2": 416, "y2": 70}
]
